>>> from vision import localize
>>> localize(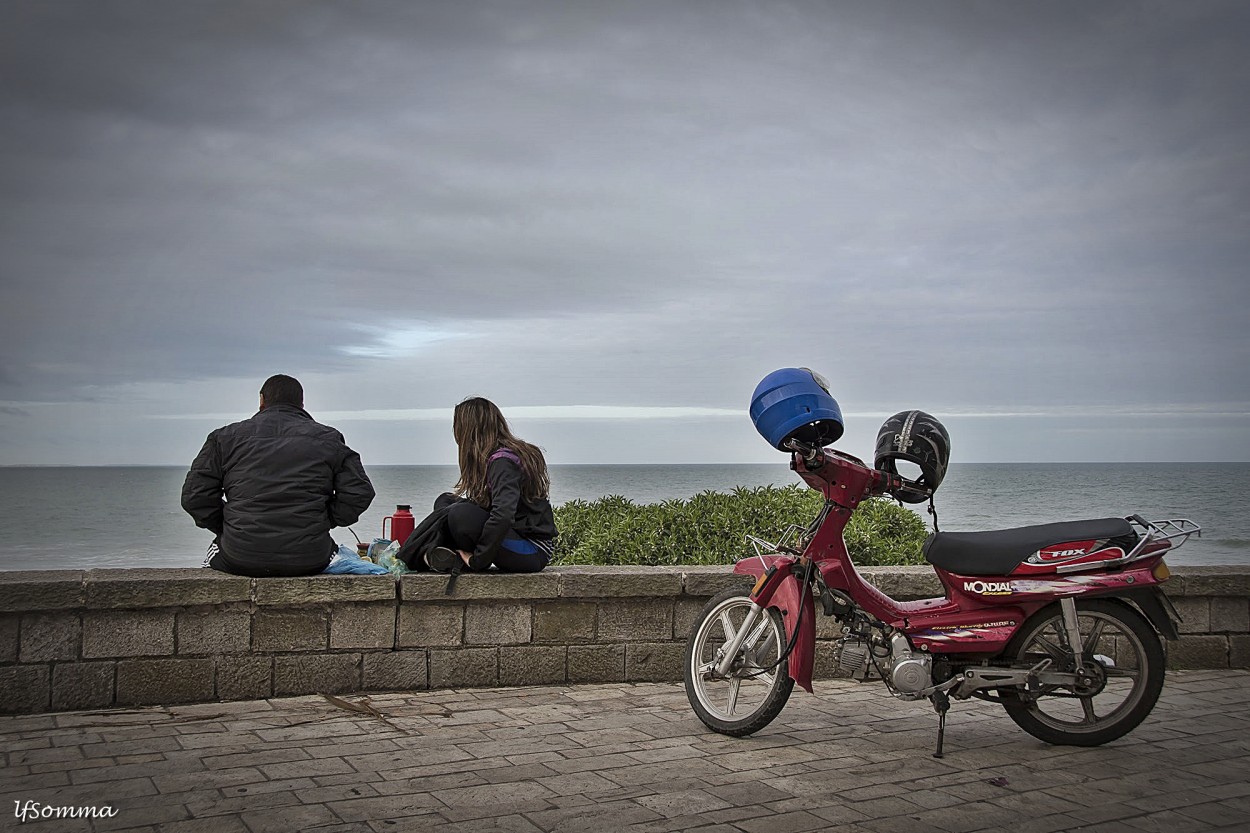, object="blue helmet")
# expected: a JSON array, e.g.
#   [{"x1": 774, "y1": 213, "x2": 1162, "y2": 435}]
[{"x1": 750, "y1": 367, "x2": 845, "y2": 451}]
